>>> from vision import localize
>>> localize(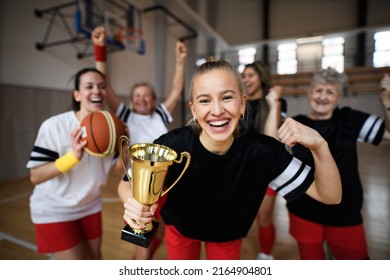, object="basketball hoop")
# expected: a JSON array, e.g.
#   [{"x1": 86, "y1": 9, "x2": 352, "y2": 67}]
[{"x1": 114, "y1": 27, "x2": 143, "y2": 44}]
